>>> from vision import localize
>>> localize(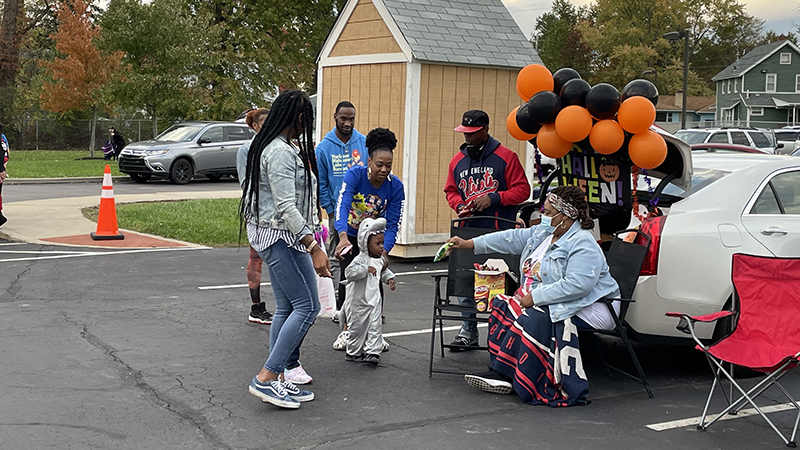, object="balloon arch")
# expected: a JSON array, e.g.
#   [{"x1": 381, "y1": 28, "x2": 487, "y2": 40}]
[{"x1": 508, "y1": 65, "x2": 667, "y2": 220}]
